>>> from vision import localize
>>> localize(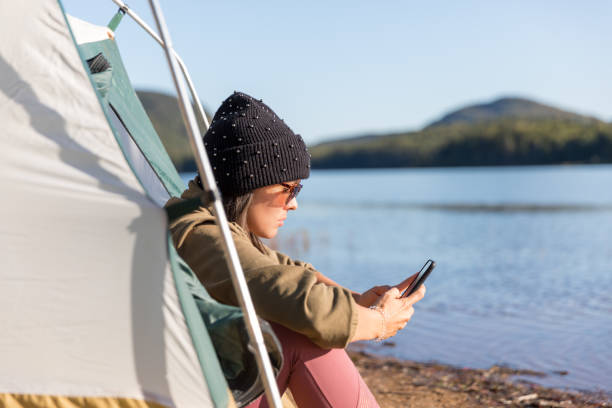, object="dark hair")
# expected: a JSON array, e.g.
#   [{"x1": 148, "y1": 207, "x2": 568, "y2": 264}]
[
  {"x1": 223, "y1": 192, "x2": 267, "y2": 253},
  {"x1": 195, "y1": 175, "x2": 267, "y2": 252}
]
